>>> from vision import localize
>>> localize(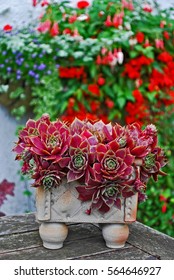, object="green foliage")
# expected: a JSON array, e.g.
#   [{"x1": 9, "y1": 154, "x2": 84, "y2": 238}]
[{"x1": 138, "y1": 108, "x2": 174, "y2": 237}]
